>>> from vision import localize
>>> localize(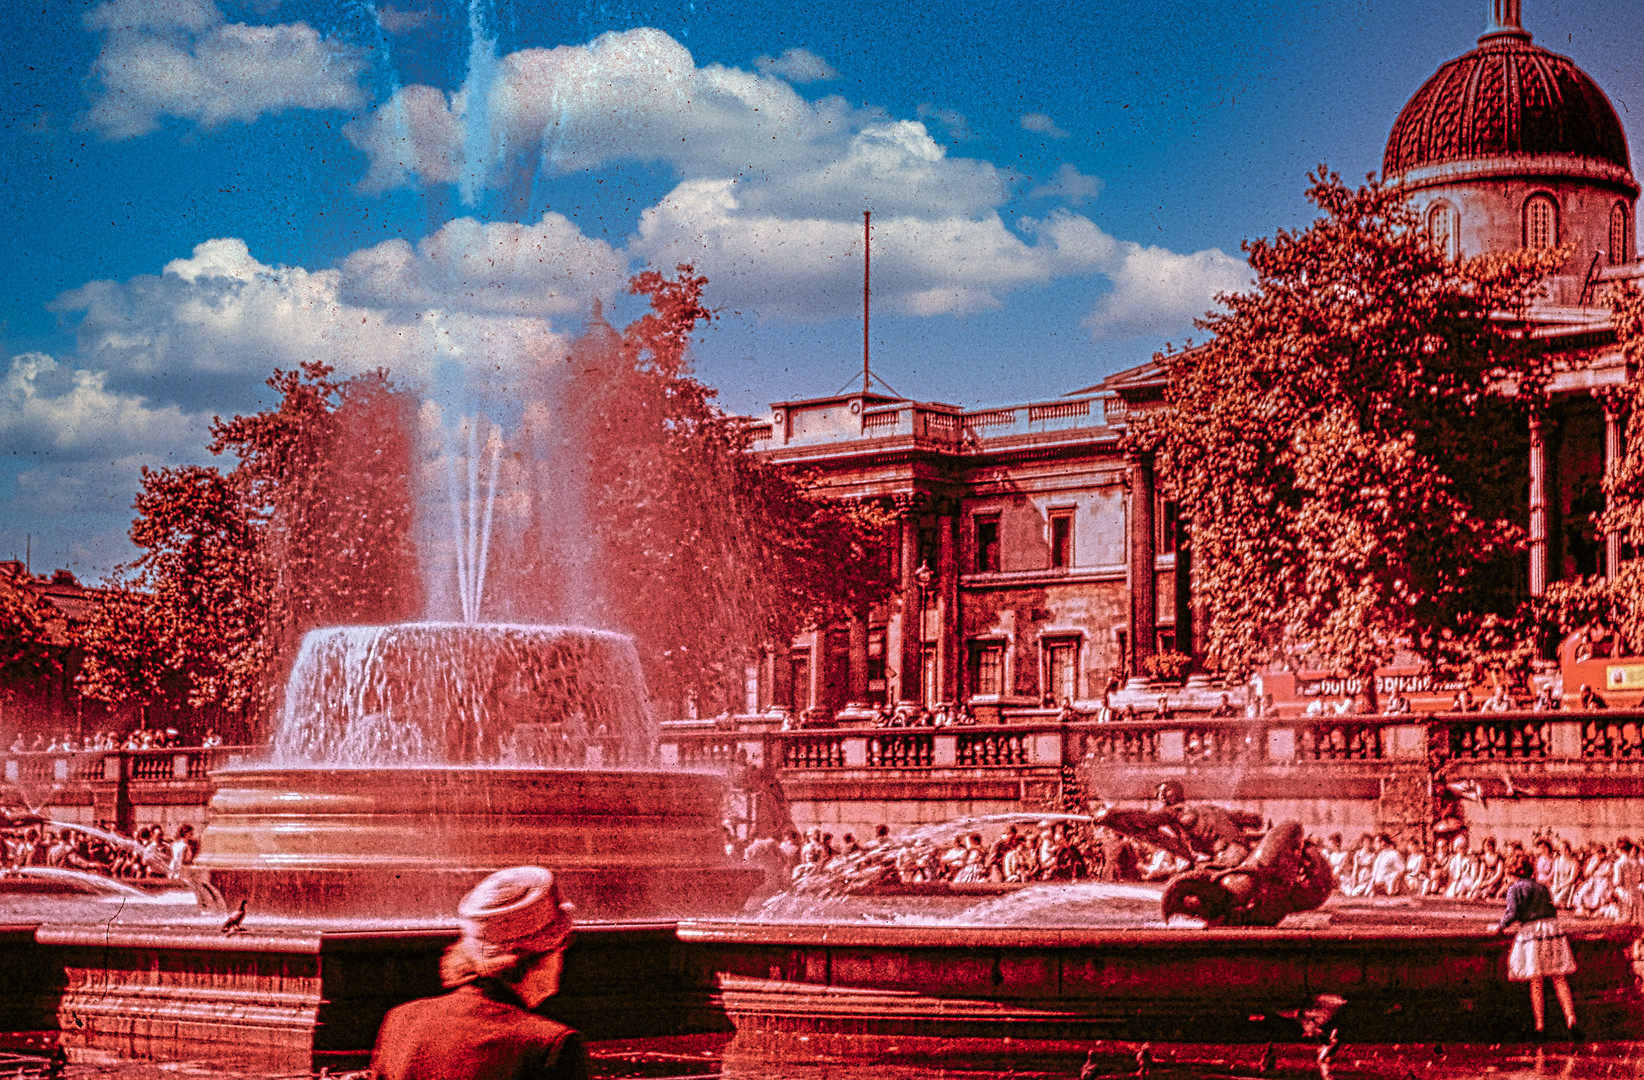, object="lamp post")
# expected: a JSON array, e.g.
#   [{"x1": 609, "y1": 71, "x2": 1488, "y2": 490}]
[{"x1": 914, "y1": 560, "x2": 934, "y2": 705}]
